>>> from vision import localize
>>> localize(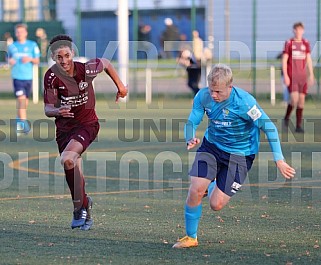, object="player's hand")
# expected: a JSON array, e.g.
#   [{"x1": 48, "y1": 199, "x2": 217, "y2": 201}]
[
  {"x1": 21, "y1": 56, "x2": 32, "y2": 63},
  {"x1": 284, "y1": 75, "x2": 290, "y2": 87},
  {"x1": 8, "y1": 58, "x2": 16, "y2": 65},
  {"x1": 115, "y1": 85, "x2": 128, "y2": 103},
  {"x1": 276, "y1": 160, "x2": 296, "y2": 179},
  {"x1": 58, "y1": 105, "x2": 74, "y2": 118},
  {"x1": 187, "y1": 138, "x2": 200, "y2": 150},
  {"x1": 308, "y1": 75, "x2": 315, "y2": 87}
]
